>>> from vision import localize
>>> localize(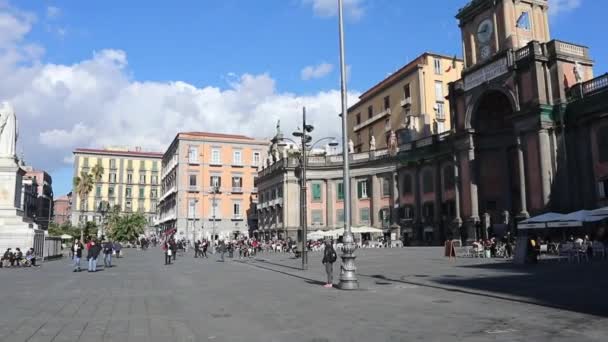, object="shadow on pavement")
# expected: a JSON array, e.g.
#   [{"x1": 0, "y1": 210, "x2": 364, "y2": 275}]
[
  {"x1": 235, "y1": 260, "x2": 326, "y2": 286},
  {"x1": 253, "y1": 258, "x2": 304, "y2": 271},
  {"x1": 360, "y1": 260, "x2": 608, "y2": 317}
]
